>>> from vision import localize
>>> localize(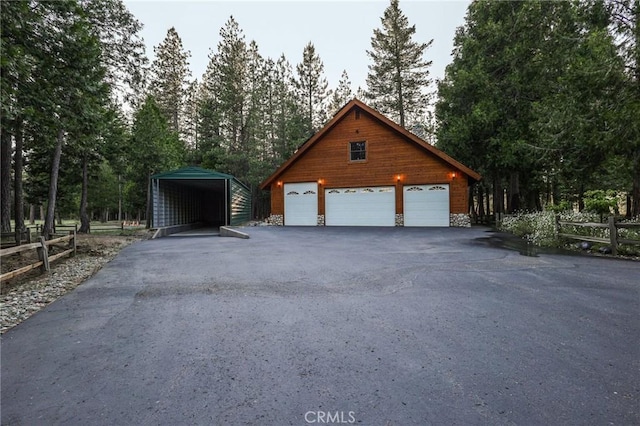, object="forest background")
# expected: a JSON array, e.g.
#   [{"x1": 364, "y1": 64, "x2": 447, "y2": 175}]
[{"x1": 1, "y1": 0, "x2": 638, "y2": 238}]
